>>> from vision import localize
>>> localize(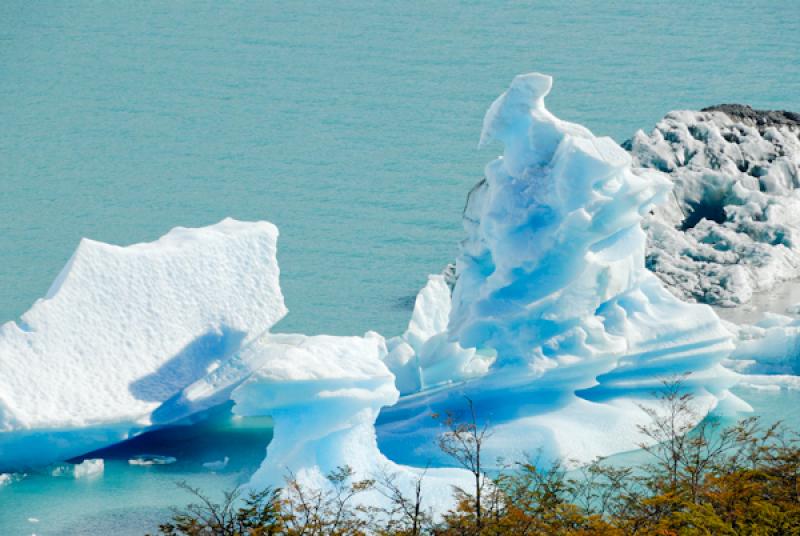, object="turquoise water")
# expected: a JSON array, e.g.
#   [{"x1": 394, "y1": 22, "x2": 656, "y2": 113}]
[
  {"x1": 2, "y1": 1, "x2": 800, "y2": 534},
  {"x1": 2, "y1": 1, "x2": 799, "y2": 336},
  {"x1": 0, "y1": 404, "x2": 274, "y2": 535}
]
